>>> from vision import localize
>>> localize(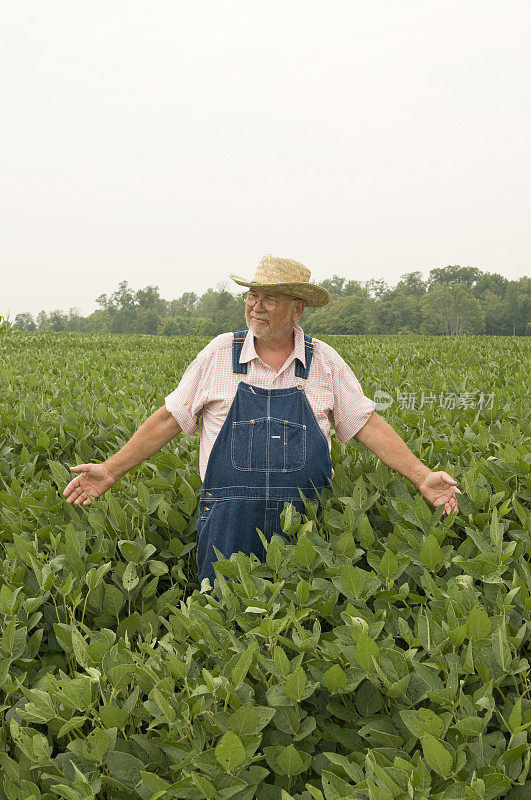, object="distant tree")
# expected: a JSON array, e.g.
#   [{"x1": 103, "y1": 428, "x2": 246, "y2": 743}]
[
  {"x1": 159, "y1": 317, "x2": 184, "y2": 336},
  {"x1": 48, "y1": 310, "x2": 68, "y2": 332},
  {"x1": 395, "y1": 271, "x2": 427, "y2": 296},
  {"x1": 95, "y1": 292, "x2": 115, "y2": 313},
  {"x1": 472, "y1": 272, "x2": 508, "y2": 299},
  {"x1": 36, "y1": 311, "x2": 49, "y2": 331},
  {"x1": 505, "y1": 276, "x2": 530, "y2": 336},
  {"x1": 191, "y1": 316, "x2": 217, "y2": 336},
  {"x1": 364, "y1": 278, "x2": 390, "y2": 299},
  {"x1": 343, "y1": 280, "x2": 370, "y2": 298},
  {"x1": 66, "y1": 307, "x2": 84, "y2": 331},
  {"x1": 180, "y1": 291, "x2": 198, "y2": 310},
  {"x1": 13, "y1": 270, "x2": 528, "y2": 337},
  {"x1": 306, "y1": 295, "x2": 369, "y2": 335},
  {"x1": 135, "y1": 286, "x2": 167, "y2": 316},
  {"x1": 421, "y1": 283, "x2": 485, "y2": 335},
  {"x1": 137, "y1": 310, "x2": 162, "y2": 335},
  {"x1": 376, "y1": 293, "x2": 423, "y2": 334},
  {"x1": 112, "y1": 281, "x2": 136, "y2": 311},
  {"x1": 197, "y1": 288, "x2": 245, "y2": 334},
  {"x1": 428, "y1": 265, "x2": 481, "y2": 289},
  {"x1": 13, "y1": 312, "x2": 36, "y2": 331},
  {"x1": 318, "y1": 276, "x2": 347, "y2": 296},
  {"x1": 482, "y1": 291, "x2": 511, "y2": 335},
  {"x1": 85, "y1": 309, "x2": 112, "y2": 333}
]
